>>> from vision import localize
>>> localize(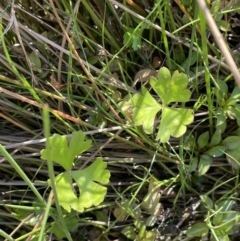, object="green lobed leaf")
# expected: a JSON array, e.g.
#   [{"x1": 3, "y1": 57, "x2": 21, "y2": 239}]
[
  {"x1": 186, "y1": 222, "x2": 209, "y2": 237},
  {"x1": 150, "y1": 67, "x2": 191, "y2": 105},
  {"x1": 52, "y1": 158, "x2": 110, "y2": 212},
  {"x1": 72, "y1": 158, "x2": 110, "y2": 211},
  {"x1": 41, "y1": 131, "x2": 92, "y2": 171},
  {"x1": 156, "y1": 107, "x2": 194, "y2": 142},
  {"x1": 132, "y1": 86, "x2": 161, "y2": 134}
]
